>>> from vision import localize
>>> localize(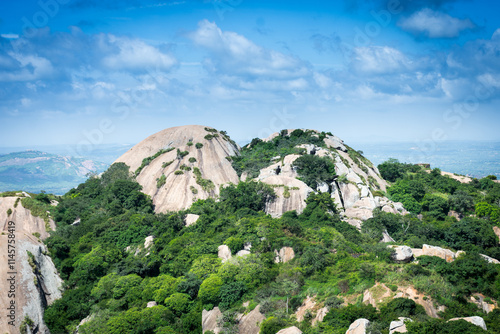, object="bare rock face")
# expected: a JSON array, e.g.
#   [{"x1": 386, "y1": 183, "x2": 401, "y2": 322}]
[
  {"x1": 147, "y1": 301, "x2": 157, "y2": 308},
  {"x1": 363, "y1": 282, "x2": 392, "y2": 308},
  {"x1": 312, "y1": 307, "x2": 329, "y2": 326},
  {"x1": 470, "y1": 293, "x2": 497, "y2": 314},
  {"x1": 276, "y1": 326, "x2": 303, "y2": 334},
  {"x1": 238, "y1": 305, "x2": 265, "y2": 334},
  {"x1": 295, "y1": 296, "x2": 316, "y2": 322},
  {"x1": 185, "y1": 214, "x2": 200, "y2": 227},
  {"x1": 421, "y1": 244, "x2": 456, "y2": 262},
  {"x1": 0, "y1": 196, "x2": 62, "y2": 333},
  {"x1": 218, "y1": 245, "x2": 232, "y2": 263},
  {"x1": 481, "y1": 253, "x2": 500, "y2": 264},
  {"x1": 144, "y1": 236, "x2": 154, "y2": 249},
  {"x1": 346, "y1": 318, "x2": 370, "y2": 334},
  {"x1": 494, "y1": 226, "x2": 500, "y2": 244},
  {"x1": 258, "y1": 154, "x2": 313, "y2": 218},
  {"x1": 394, "y1": 286, "x2": 444, "y2": 318},
  {"x1": 274, "y1": 247, "x2": 295, "y2": 263},
  {"x1": 388, "y1": 245, "x2": 413, "y2": 263},
  {"x1": 202, "y1": 307, "x2": 223, "y2": 333},
  {"x1": 389, "y1": 317, "x2": 412, "y2": 333},
  {"x1": 448, "y1": 316, "x2": 487, "y2": 330},
  {"x1": 381, "y1": 230, "x2": 395, "y2": 243},
  {"x1": 115, "y1": 125, "x2": 240, "y2": 213}
]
